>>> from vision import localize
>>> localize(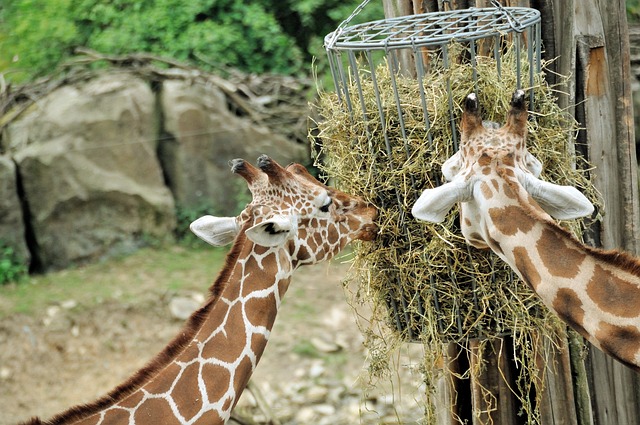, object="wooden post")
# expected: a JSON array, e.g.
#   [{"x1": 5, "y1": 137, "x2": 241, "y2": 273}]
[{"x1": 549, "y1": 0, "x2": 640, "y2": 422}]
